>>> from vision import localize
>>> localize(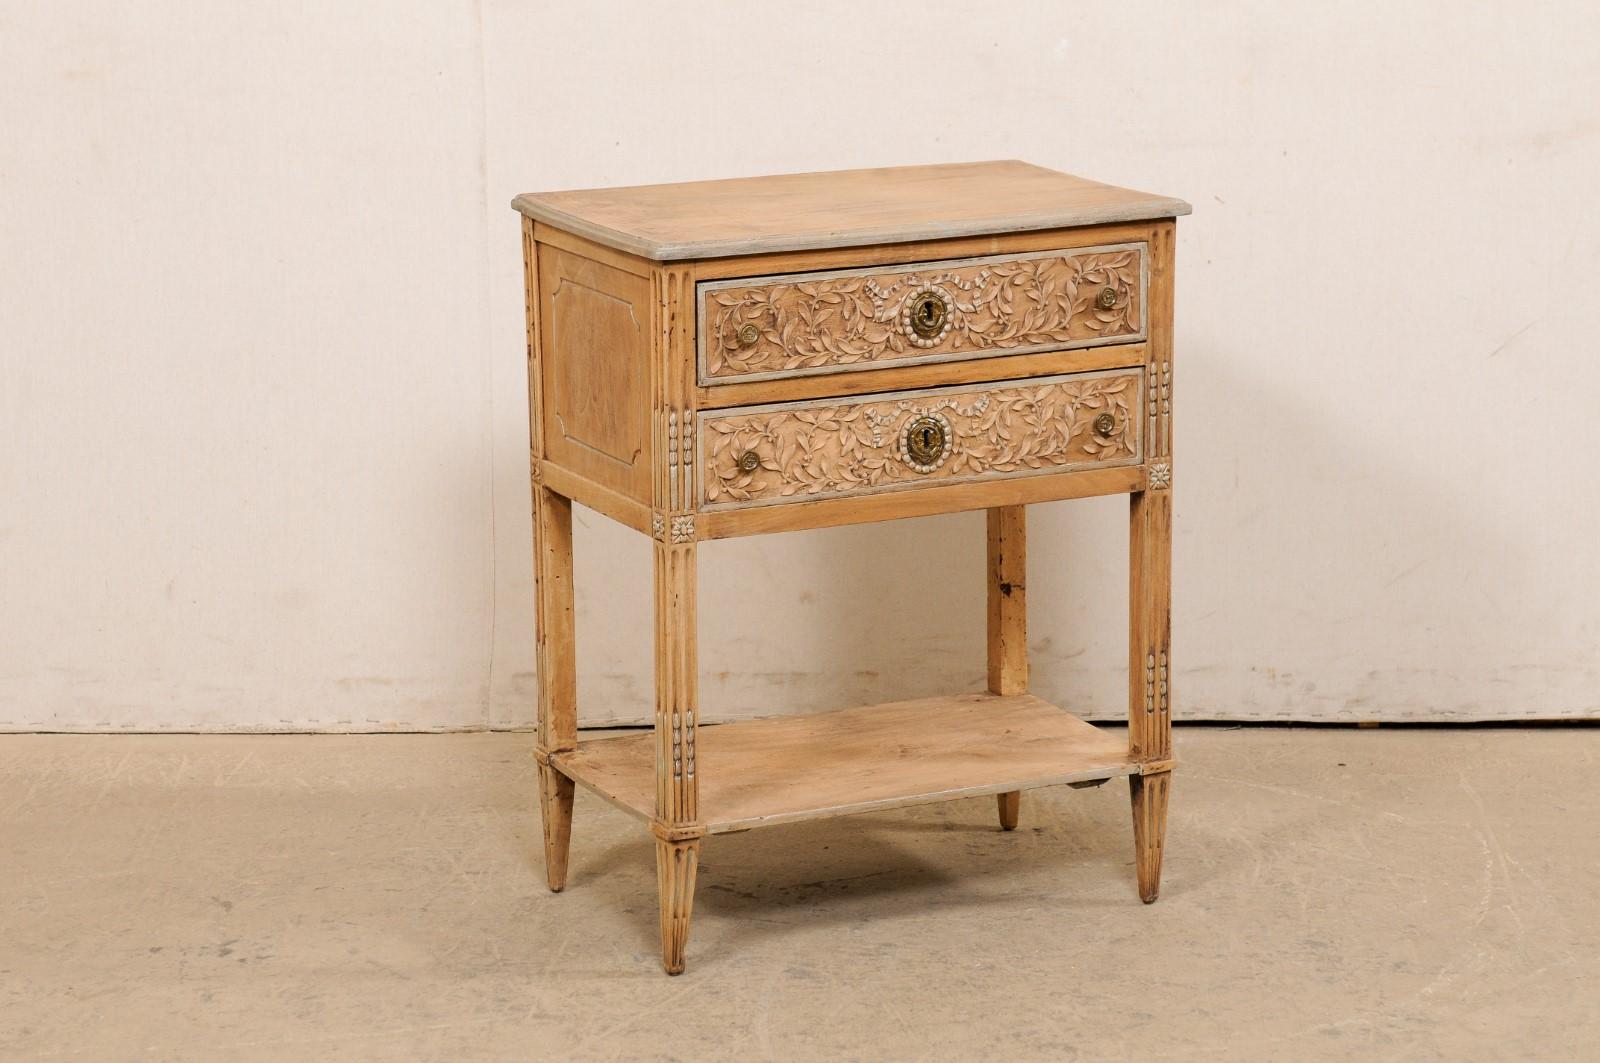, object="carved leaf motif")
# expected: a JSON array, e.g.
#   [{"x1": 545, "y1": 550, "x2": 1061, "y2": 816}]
[
  {"x1": 705, "y1": 248, "x2": 1143, "y2": 379},
  {"x1": 701, "y1": 373, "x2": 1141, "y2": 507}
]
